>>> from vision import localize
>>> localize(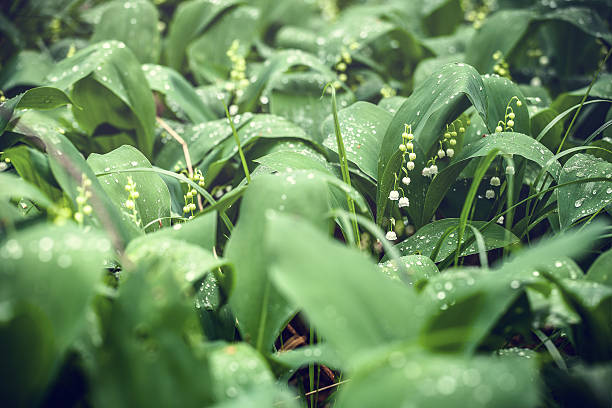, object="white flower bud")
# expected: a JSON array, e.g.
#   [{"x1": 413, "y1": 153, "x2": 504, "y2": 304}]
[
  {"x1": 76, "y1": 196, "x2": 86, "y2": 205},
  {"x1": 398, "y1": 197, "x2": 409, "y2": 208},
  {"x1": 497, "y1": 216, "x2": 504, "y2": 224},
  {"x1": 406, "y1": 142, "x2": 414, "y2": 150},
  {"x1": 446, "y1": 148, "x2": 454, "y2": 158},
  {"x1": 490, "y1": 176, "x2": 501, "y2": 186},
  {"x1": 485, "y1": 189, "x2": 495, "y2": 199},
  {"x1": 385, "y1": 230, "x2": 397, "y2": 241},
  {"x1": 399, "y1": 144, "x2": 407, "y2": 152},
  {"x1": 422, "y1": 167, "x2": 430, "y2": 177},
  {"x1": 429, "y1": 165, "x2": 438, "y2": 175},
  {"x1": 125, "y1": 199, "x2": 135, "y2": 210},
  {"x1": 82, "y1": 205, "x2": 92, "y2": 215},
  {"x1": 406, "y1": 161, "x2": 415, "y2": 171},
  {"x1": 402, "y1": 176, "x2": 410, "y2": 185},
  {"x1": 507, "y1": 119, "x2": 514, "y2": 128},
  {"x1": 437, "y1": 149, "x2": 445, "y2": 159},
  {"x1": 409, "y1": 152, "x2": 417, "y2": 161},
  {"x1": 389, "y1": 190, "x2": 400, "y2": 201},
  {"x1": 506, "y1": 166, "x2": 515, "y2": 175},
  {"x1": 495, "y1": 125, "x2": 503, "y2": 133},
  {"x1": 74, "y1": 212, "x2": 84, "y2": 223},
  {"x1": 450, "y1": 139, "x2": 457, "y2": 146},
  {"x1": 508, "y1": 112, "x2": 515, "y2": 120}
]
